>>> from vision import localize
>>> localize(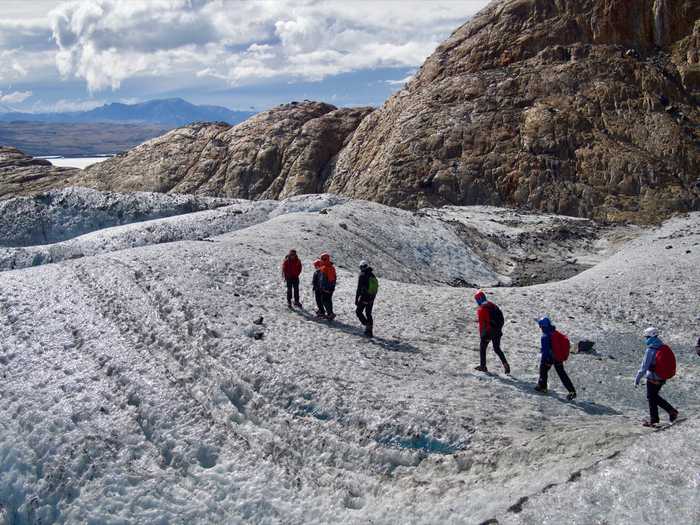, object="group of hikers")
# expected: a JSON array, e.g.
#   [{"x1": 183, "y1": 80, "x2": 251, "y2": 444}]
[
  {"x1": 282, "y1": 249, "x2": 377, "y2": 337},
  {"x1": 281, "y1": 249, "x2": 691, "y2": 428}
]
